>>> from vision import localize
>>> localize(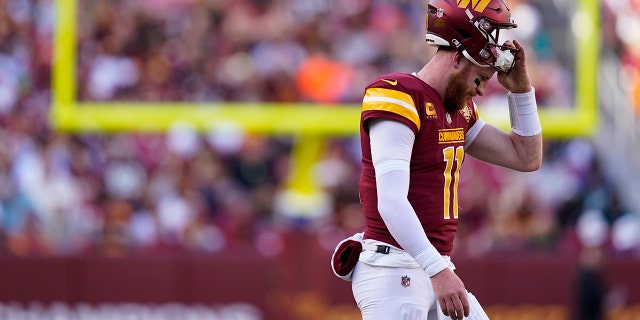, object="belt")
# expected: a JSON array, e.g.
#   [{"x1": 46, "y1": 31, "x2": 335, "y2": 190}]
[{"x1": 362, "y1": 243, "x2": 404, "y2": 255}]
